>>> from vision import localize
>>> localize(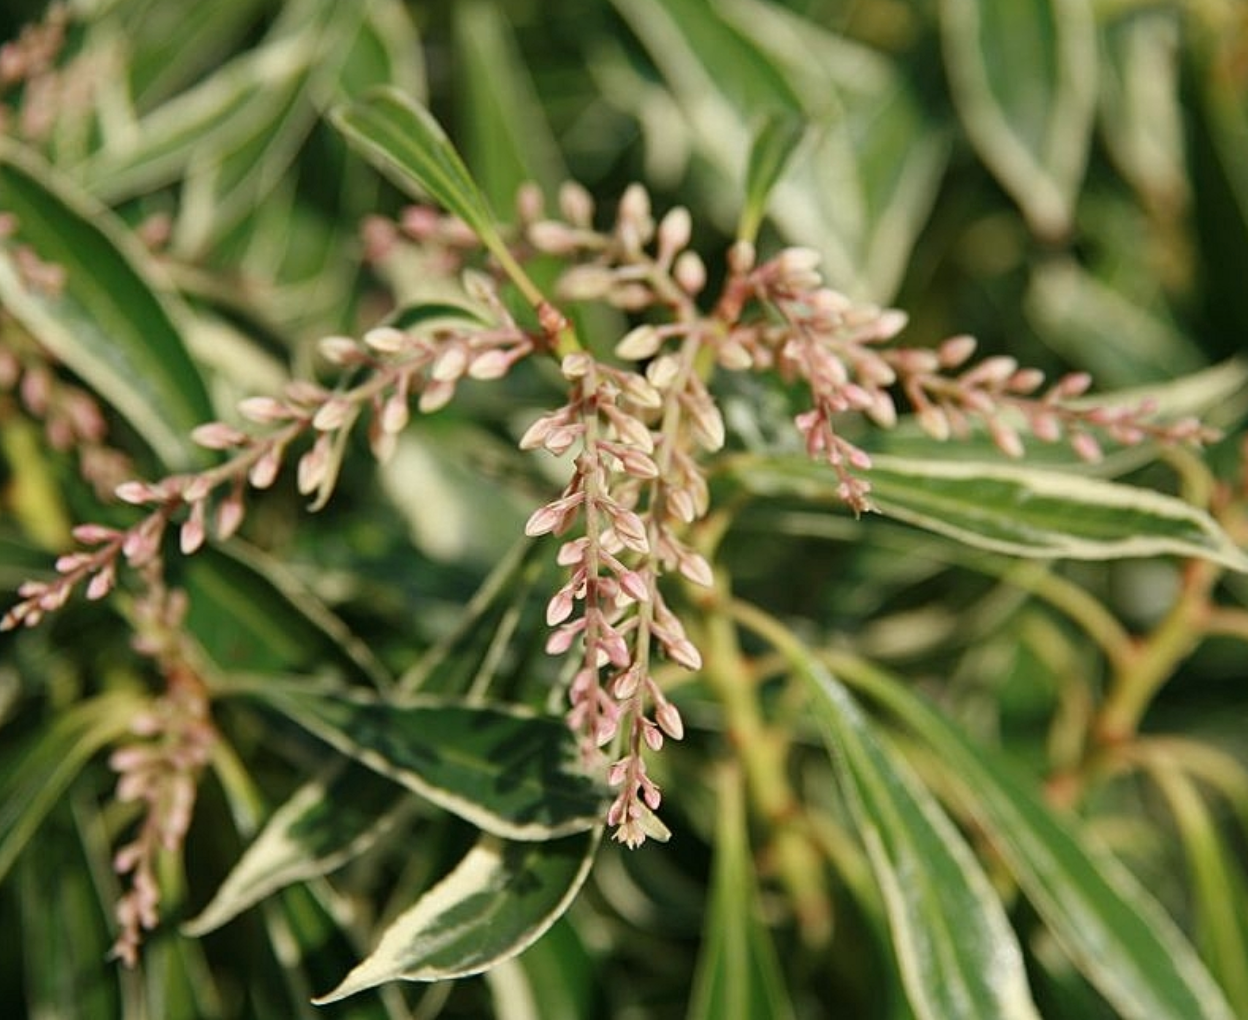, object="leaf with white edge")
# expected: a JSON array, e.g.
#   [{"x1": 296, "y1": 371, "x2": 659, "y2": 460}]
[
  {"x1": 804, "y1": 663, "x2": 1040, "y2": 1020},
  {"x1": 0, "y1": 142, "x2": 214, "y2": 470},
  {"x1": 254, "y1": 687, "x2": 604, "y2": 840},
  {"x1": 0, "y1": 689, "x2": 144, "y2": 885},
  {"x1": 687, "y1": 765, "x2": 797, "y2": 1020},
  {"x1": 866, "y1": 456, "x2": 1248, "y2": 571},
  {"x1": 738, "y1": 110, "x2": 805, "y2": 245},
  {"x1": 730, "y1": 454, "x2": 1248, "y2": 572},
  {"x1": 837, "y1": 657, "x2": 1238, "y2": 1020},
  {"x1": 78, "y1": 33, "x2": 316, "y2": 201},
  {"x1": 941, "y1": 0, "x2": 1097, "y2": 239},
  {"x1": 183, "y1": 762, "x2": 404, "y2": 937},
  {"x1": 314, "y1": 831, "x2": 600, "y2": 1003},
  {"x1": 330, "y1": 87, "x2": 501, "y2": 250}
]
